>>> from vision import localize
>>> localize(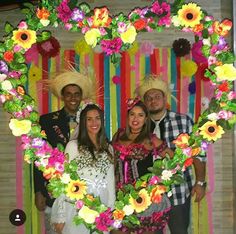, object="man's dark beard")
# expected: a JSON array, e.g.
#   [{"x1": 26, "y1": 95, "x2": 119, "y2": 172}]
[{"x1": 149, "y1": 109, "x2": 161, "y2": 114}]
